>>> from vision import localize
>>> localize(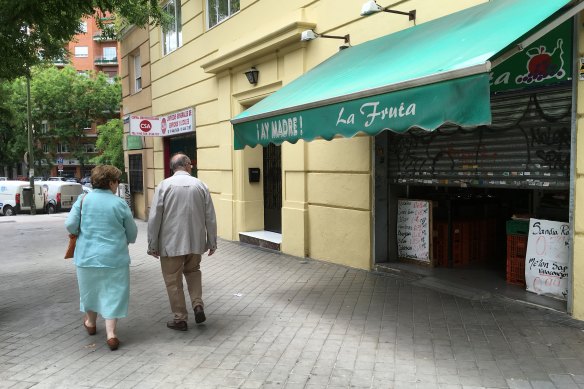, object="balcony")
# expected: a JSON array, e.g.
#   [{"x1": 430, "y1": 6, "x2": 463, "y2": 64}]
[
  {"x1": 94, "y1": 56, "x2": 118, "y2": 66},
  {"x1": 53, "y1": 58, "x2": 69, "y2": 67},
  {"x1": 92, "y1": 31, "x2": 116, "y2": 42}
]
